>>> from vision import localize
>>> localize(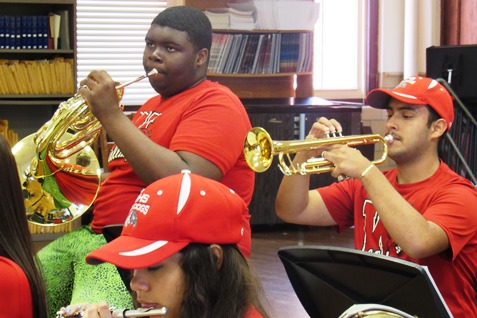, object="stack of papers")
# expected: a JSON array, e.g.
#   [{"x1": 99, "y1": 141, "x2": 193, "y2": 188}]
[
  {"x1": 204, "y1": 8, "x2": 229, "y2": 29},
  {"x1": 254, "y1": 0, "x2": 320, "y2": 30},
  {"x1": 229, "y1": 7, "x2": 256, "y2": 30},
  {"x1": 204, "y1": 5, "x2": 256, "y2": 30}
]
